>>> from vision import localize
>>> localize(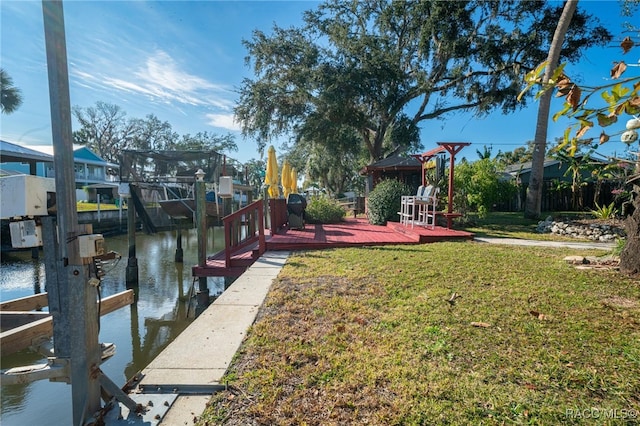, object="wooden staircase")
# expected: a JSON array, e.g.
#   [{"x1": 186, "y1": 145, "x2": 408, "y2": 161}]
[{"x1": 192, "y1": 200, "x2": 266, "y2": 277}]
